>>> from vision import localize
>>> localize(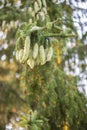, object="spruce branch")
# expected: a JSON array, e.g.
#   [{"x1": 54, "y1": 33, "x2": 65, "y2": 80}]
[
  {"x1": 29, "y1": 18, "x2": 62, "y2": 32},
  {"x1": 43, "y1": 33, "x2": 77, "y2": 38},
  {"x1": 52, "y1": 18, "x2": 62, "y2": 24},
  {"x1": 53, "y1": 25, "x2": 63, "y2": 31}
]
